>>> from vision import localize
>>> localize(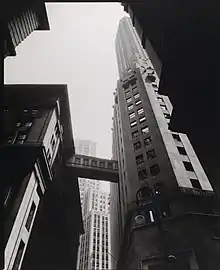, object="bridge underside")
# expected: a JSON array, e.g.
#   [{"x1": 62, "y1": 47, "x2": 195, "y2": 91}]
[{"x1": 67, "y1": 154, "x2": 119, "y2": 183}]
